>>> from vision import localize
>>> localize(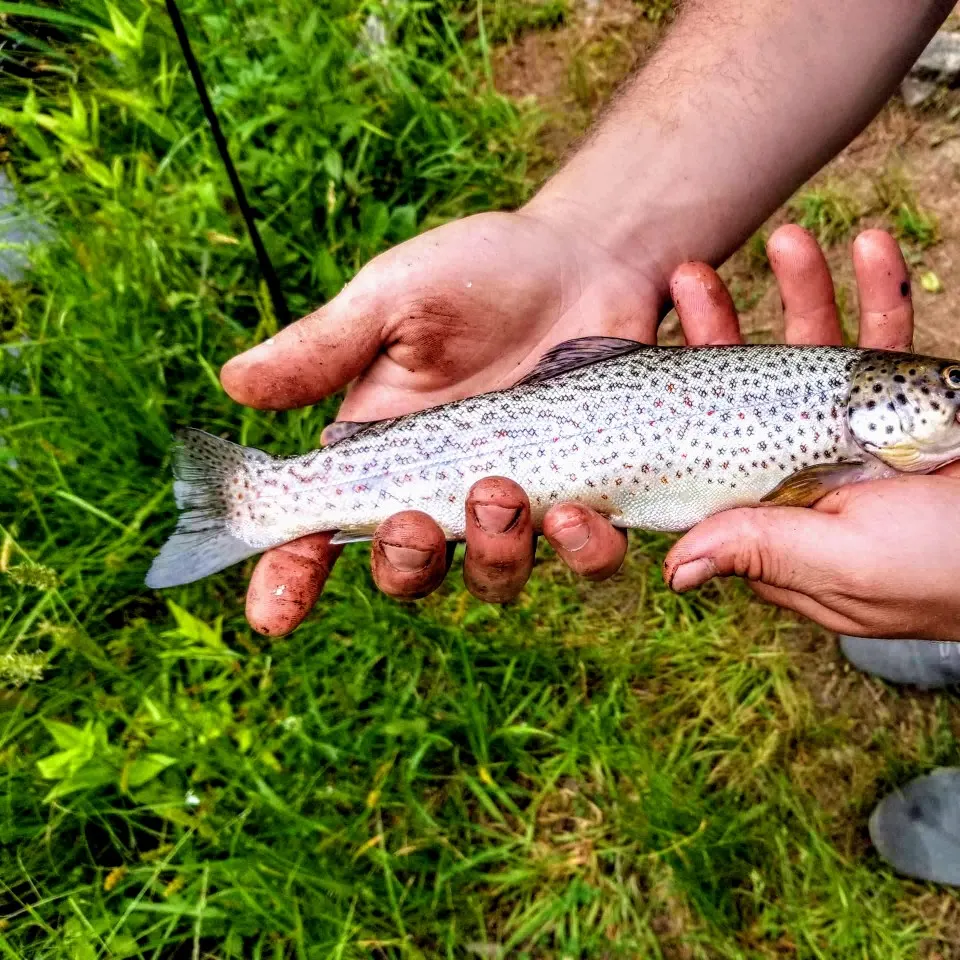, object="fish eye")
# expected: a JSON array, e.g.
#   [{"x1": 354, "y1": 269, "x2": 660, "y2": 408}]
[{"x1": 944, "y1": 365, "x2": 960, "y2": 388}]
